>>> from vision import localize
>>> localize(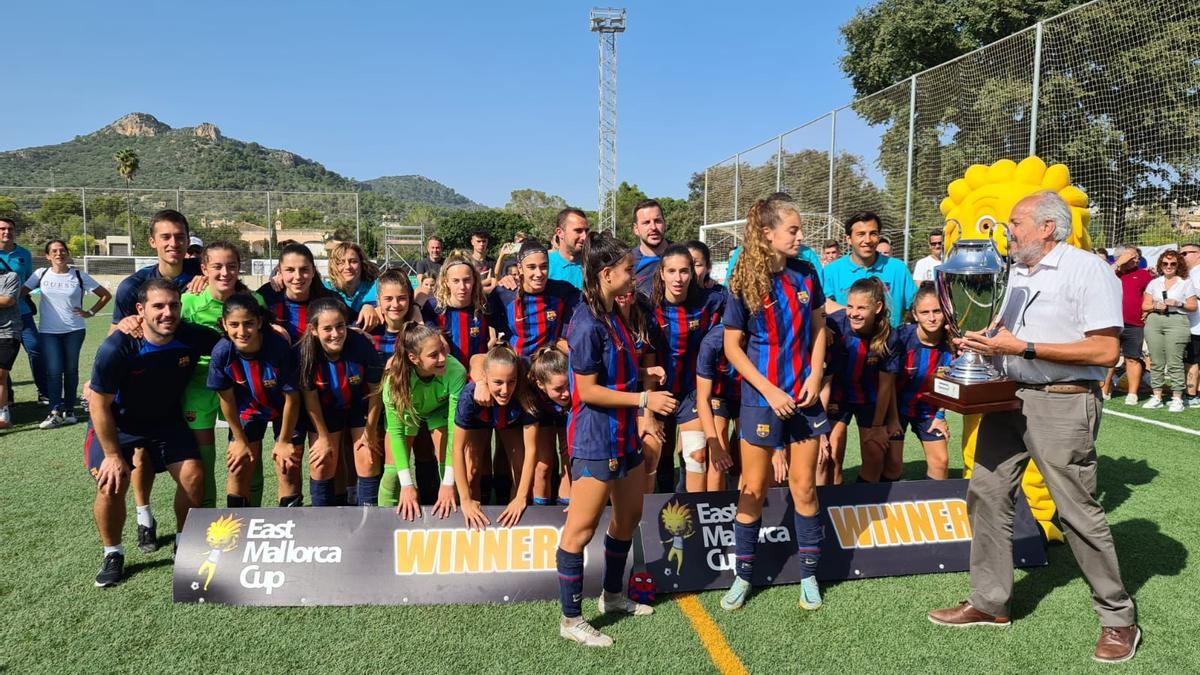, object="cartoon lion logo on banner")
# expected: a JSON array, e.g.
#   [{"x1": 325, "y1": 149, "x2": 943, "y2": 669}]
[{"x1": 940, "y1": 156, "x2": 1093, "y2": 544}]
